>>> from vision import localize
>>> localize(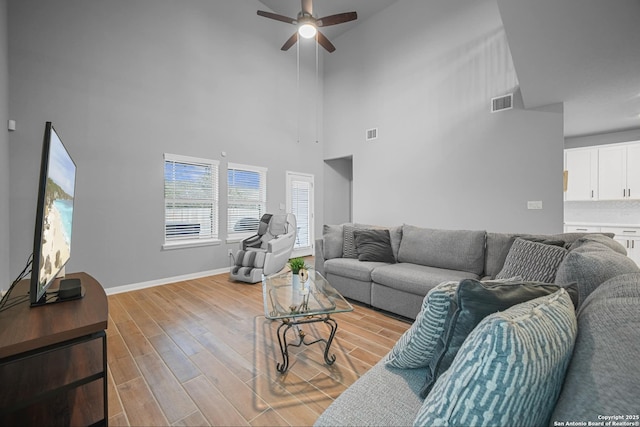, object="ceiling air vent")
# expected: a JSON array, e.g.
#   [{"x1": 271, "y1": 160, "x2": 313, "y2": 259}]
[
  {"x1": 491, "y1": 93, "x2": 513, "y2": 113},
  {"x1": 366, "y1": 128, "x2": 378, "y2": 141}
]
